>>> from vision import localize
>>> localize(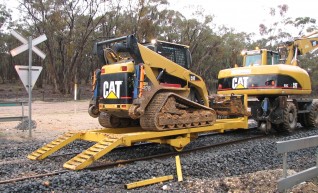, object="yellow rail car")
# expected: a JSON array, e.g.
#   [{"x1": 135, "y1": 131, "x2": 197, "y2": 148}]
[{"x1": 28, "y1": 116, "x2": 248, "y2": 170}]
